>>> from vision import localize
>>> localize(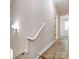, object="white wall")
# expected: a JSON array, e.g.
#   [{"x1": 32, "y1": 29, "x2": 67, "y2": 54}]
[{"x1": 10, "y1": 0, "x2": 56, "y2": 59}]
